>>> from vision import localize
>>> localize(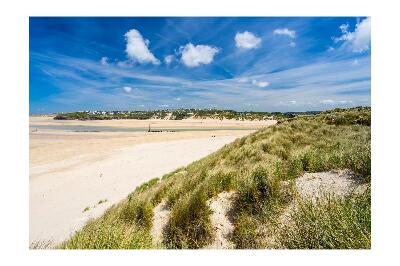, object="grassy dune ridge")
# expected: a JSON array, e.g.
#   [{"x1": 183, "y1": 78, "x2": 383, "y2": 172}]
[{"x1": 60, "y1": 107, "x2": 371, "y2": 249}]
